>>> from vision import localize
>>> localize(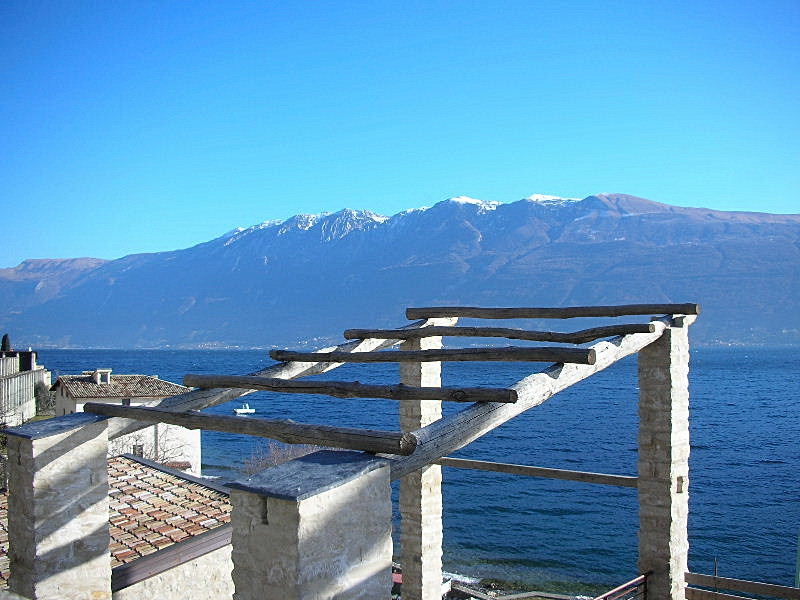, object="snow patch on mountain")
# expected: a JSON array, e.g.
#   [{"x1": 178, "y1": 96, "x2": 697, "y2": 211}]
[
  {"x1": 223, "y1": 221, "x2": 282, "y2": 246},
  {"x1": 524, "y1": 194, "x2": 581, "y2": 206},
  {"x1": 448, "y1": 196, "x2": 500, "y2": 208}
]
